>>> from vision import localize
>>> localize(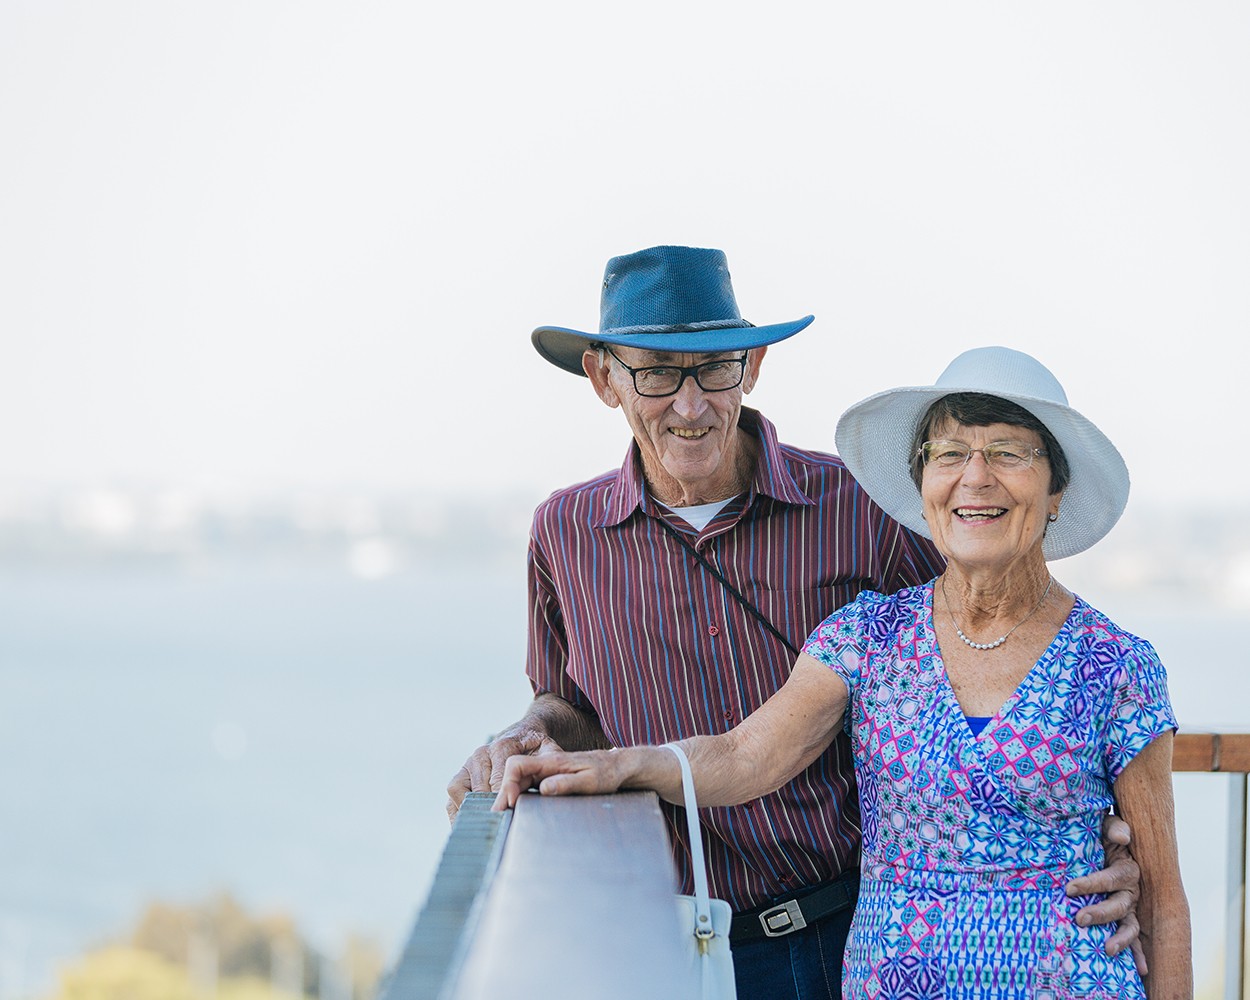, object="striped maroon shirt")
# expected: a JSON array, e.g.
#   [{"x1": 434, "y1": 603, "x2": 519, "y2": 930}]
[{"x1": 526, "y1": 408, "x2": 944, "y2": 911}]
